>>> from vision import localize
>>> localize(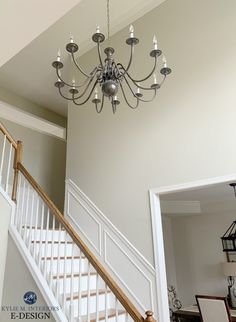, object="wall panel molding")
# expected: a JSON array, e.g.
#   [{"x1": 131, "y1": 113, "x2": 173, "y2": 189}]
[{"x1": 65, "y1": 178, "x2": 158, "y2": 316}]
